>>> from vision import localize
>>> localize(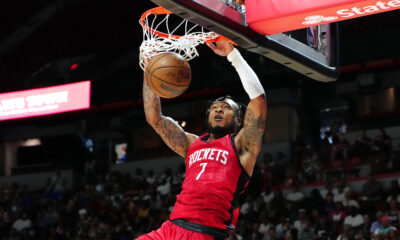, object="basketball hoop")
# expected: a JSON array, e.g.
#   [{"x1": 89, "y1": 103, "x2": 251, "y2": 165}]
[{"x1": 139, "y1": 7, "x2": 234, "y2": 70}]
